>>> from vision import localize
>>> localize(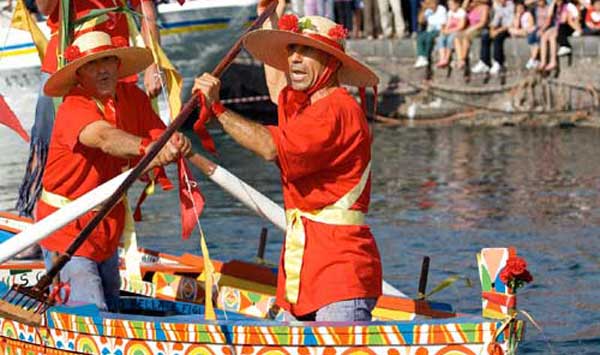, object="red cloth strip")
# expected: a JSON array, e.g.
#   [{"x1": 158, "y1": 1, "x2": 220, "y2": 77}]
[{"x1": 193, "y1": 94, "x2": 218, "y2": 155}]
